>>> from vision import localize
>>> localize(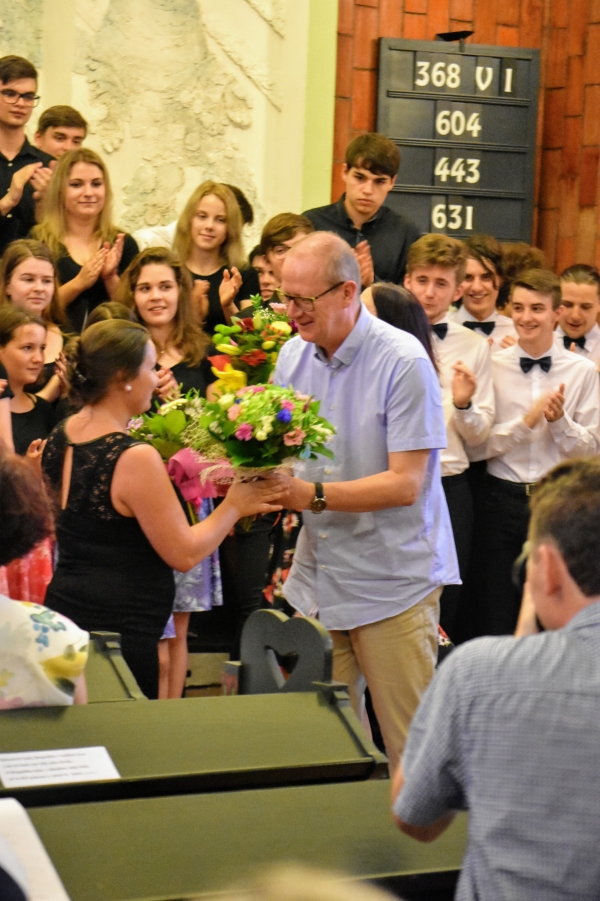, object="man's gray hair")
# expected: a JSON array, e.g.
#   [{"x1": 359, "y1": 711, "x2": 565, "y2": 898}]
[{"x1": 289, "y1": 231, "x2": 360, "y2": 299}]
